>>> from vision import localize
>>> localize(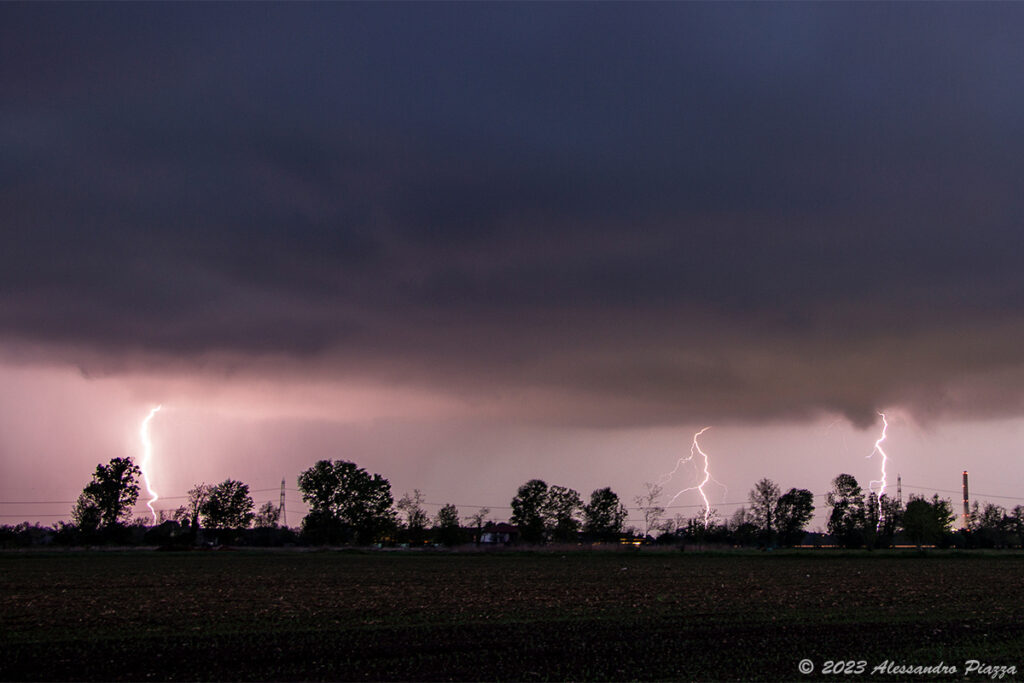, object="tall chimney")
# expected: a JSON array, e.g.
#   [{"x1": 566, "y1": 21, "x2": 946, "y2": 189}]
[{"x1": 962, "y1": 471, "x2": 970, "y2": 529}]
